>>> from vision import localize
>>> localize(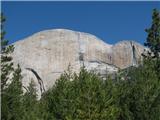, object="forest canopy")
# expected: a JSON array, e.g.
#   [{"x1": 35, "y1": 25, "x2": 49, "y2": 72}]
[{"x1": 1, "y1": 9, "x2": 160, "y2": 120}]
